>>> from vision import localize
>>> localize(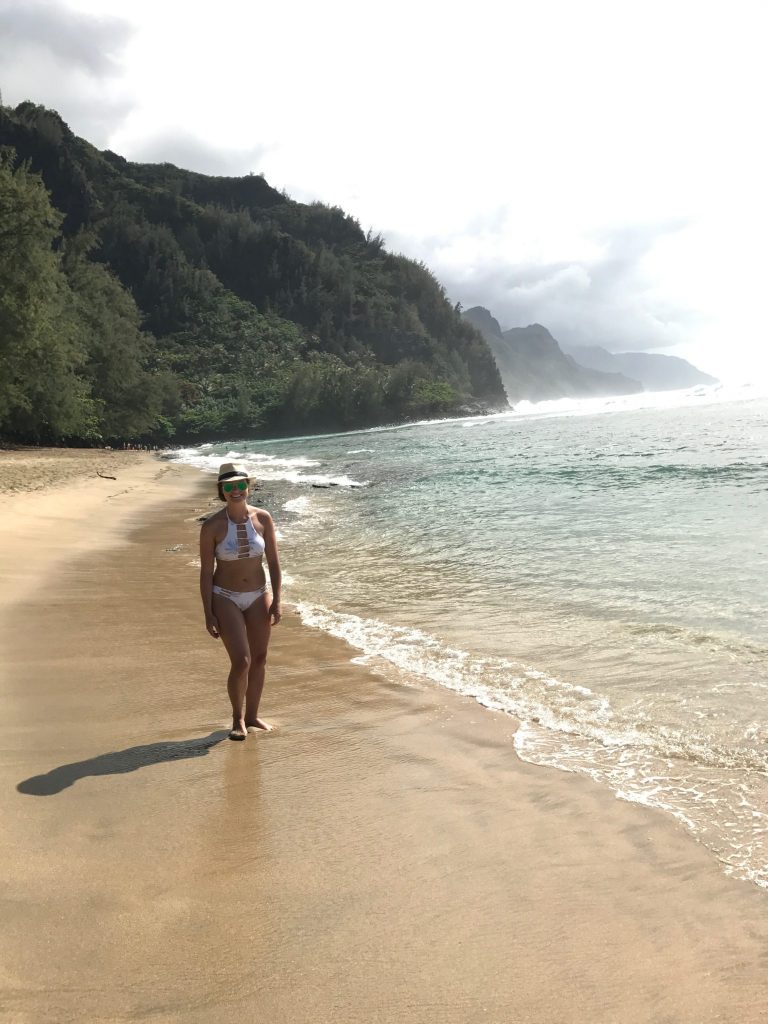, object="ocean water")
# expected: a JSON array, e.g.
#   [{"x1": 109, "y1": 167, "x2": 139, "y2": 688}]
[{"x1": 172, "y1": 382, "x2": 768, "y2": 888}]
